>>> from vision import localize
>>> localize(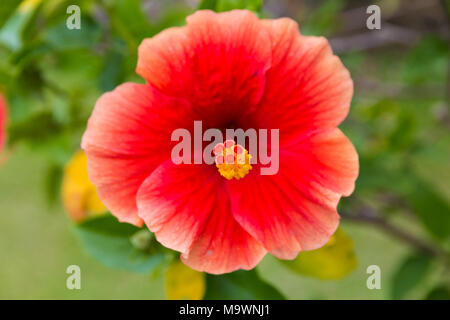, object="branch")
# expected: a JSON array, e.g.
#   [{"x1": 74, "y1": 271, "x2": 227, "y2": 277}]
[
  {"x1": 330, "y1": 23, "x2": 421, "y2": 54},
  {"x1": 340, "y1": 205, "x2": 447, "y2": 258}
]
